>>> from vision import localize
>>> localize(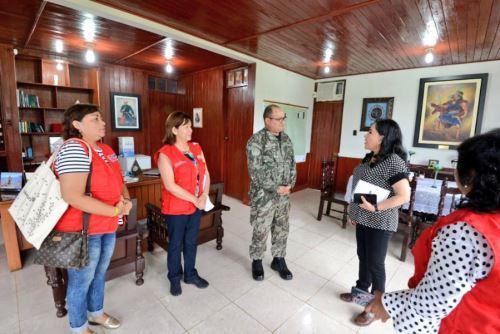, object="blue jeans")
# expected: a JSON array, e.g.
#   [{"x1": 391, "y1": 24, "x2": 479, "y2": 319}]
[
  {"x1": 355, "y1": 224, "x2": 393, "y2": 293},
  {"x1": 165, "y1": 210, "x2": 202, "y2": 283},
  {"x1": 67, "y1": 233, "x2": 116, "y2": 332}
]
